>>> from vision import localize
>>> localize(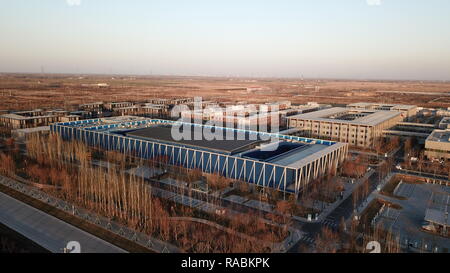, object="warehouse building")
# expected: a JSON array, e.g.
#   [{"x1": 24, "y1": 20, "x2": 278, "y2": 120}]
[
  {"x1": 287, "y1": 107, "x2": 403, "y2": 147},
  {"x1": 51, "y1": 117, "x2": 348, "y2": 196}
]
